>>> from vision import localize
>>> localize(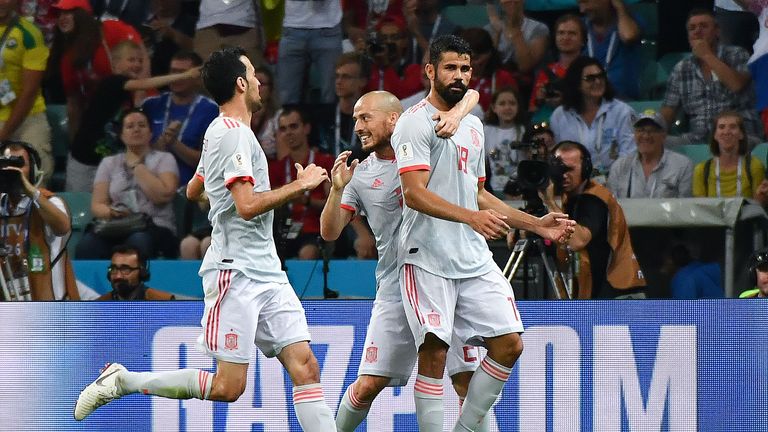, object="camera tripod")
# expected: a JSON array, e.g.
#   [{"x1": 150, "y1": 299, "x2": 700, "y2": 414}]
[
  {"x1": 0, "y1": 247, "x2": 31, "y2": 301},
  {"x1": 502, "y1": 238, "x2": 572, "y2": 300}
]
